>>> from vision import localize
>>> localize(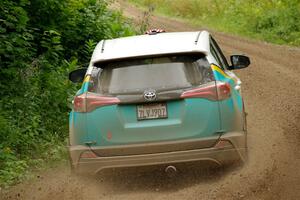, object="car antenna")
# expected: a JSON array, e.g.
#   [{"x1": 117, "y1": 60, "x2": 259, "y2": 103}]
[
  {"x1": 194, "y1": 31, "x2": 201, "y2": 45},
  {"x1": 101, "y1": 40, "x2": 106, "y2": 53}
]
